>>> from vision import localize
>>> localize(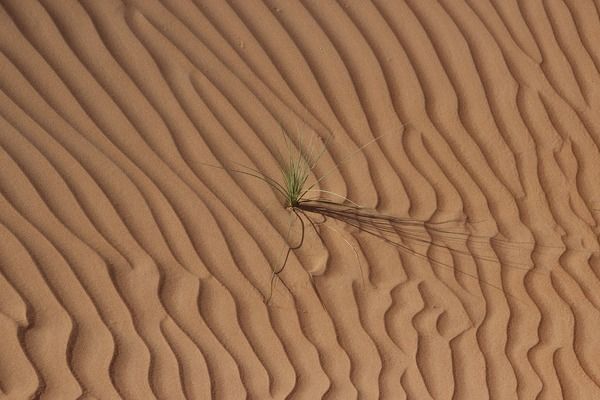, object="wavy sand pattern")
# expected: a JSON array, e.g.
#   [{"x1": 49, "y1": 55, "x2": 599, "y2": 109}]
[{"x1": 1, "y1": 1, "x2": 600, "y2": 399}]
